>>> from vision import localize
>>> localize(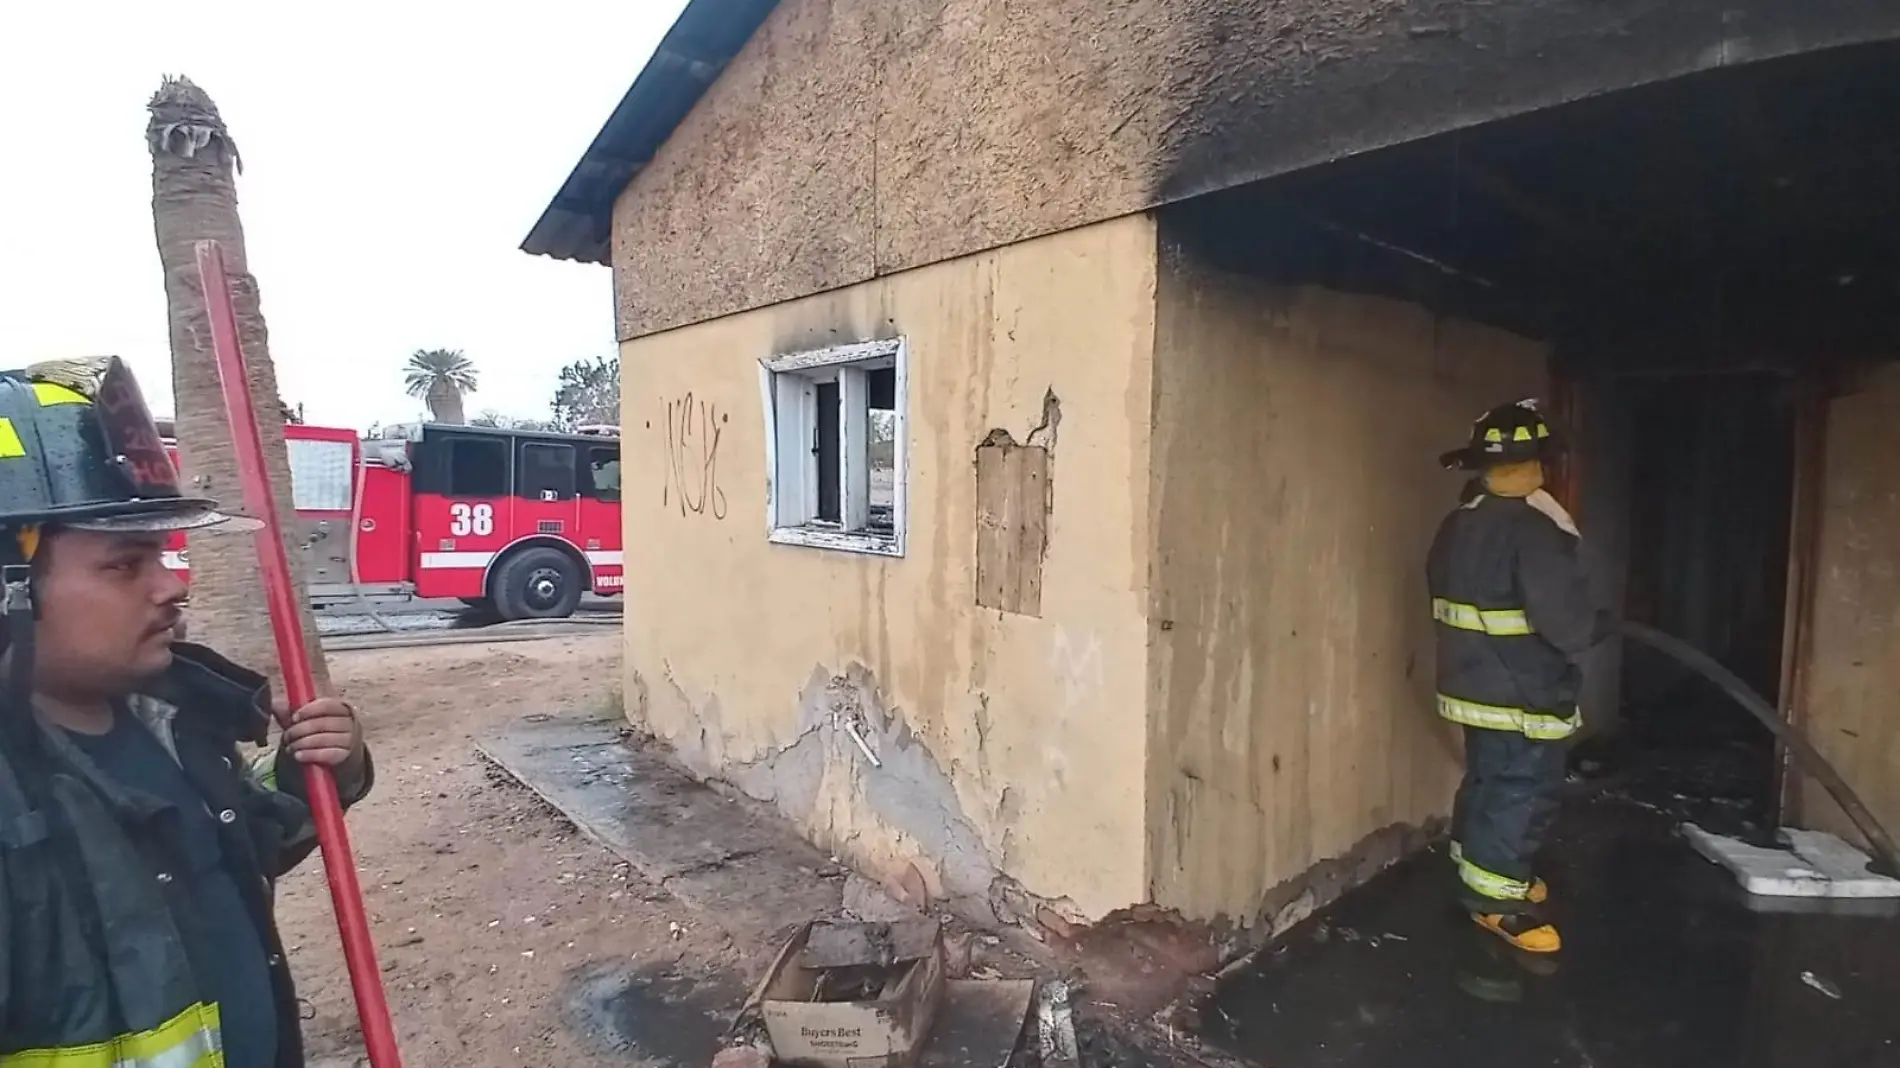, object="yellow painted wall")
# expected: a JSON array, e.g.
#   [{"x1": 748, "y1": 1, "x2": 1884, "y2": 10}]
[
  {"x1": 619, "y1": 216, "x2": 1159, "y2": 920},
  {"x1": 1799, "y1": 363, "x2": 1900, "y2": 839},
  {"x1": 1144, "y1": 250, "x2": 1549, "y2": 927}
]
